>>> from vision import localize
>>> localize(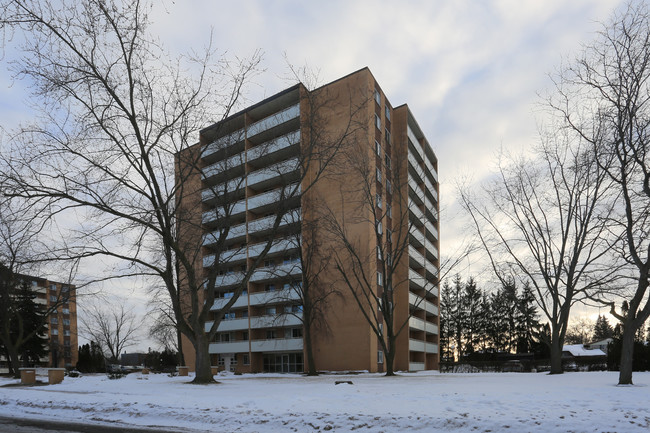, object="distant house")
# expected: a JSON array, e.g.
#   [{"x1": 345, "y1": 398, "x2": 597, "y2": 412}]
[
  {"x1": 585, "y1": 338, "x2": 613, "y2": 354},
  {"x1": 120, "y1": 352, "x2": 147, "y2": 366},
  {"x1": 562, "y1": 344, "x2": 606, "y2": 367}
]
